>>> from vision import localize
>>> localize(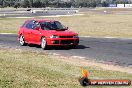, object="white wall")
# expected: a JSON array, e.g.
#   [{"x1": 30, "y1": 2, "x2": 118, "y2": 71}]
[
  {"x1": 117, "y1": 4, "x2": 125, "y2": 8},
  {"x1": 125, "y1": 4, "x2": 132, "y2": 8}
]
